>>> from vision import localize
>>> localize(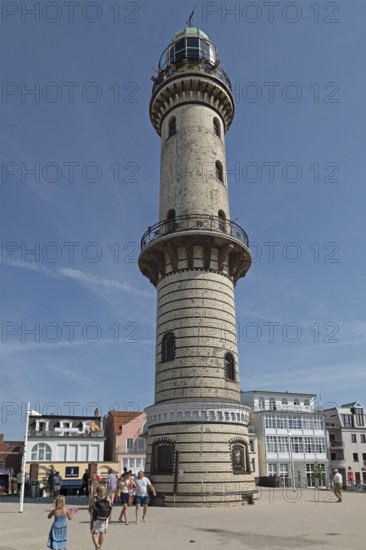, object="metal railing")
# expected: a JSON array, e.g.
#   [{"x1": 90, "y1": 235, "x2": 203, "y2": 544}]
[
  {"x1": 28, "y1": 429, "x2": 104, "y2": 438},
  {"x1": 329, "y1": 440, "x2": 344, "y2": 447},
  {"x1": 152, "y1": 62, "x2": 232, "y2": 94},
  {"x1": 140, "y1": 214, "x2": 249, "y2": 250}
]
